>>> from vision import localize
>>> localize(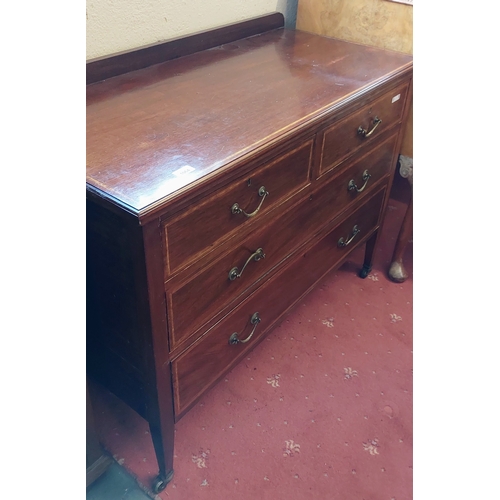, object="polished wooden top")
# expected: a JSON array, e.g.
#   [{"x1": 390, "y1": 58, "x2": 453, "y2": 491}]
[{"x1": 86, "y1": 28, "x2": 412, "y2": 216}]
